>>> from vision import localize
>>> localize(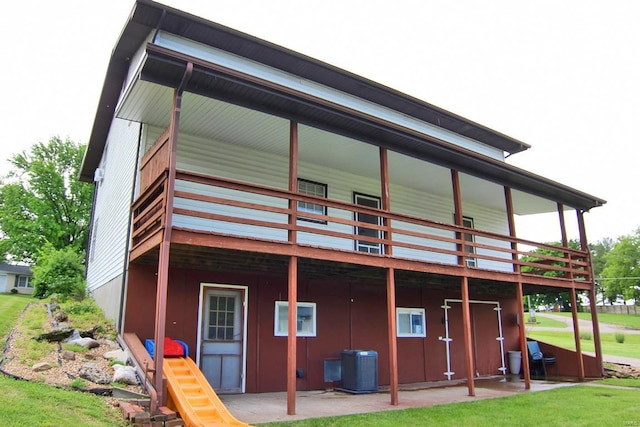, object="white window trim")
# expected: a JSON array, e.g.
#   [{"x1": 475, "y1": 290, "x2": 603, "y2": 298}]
[
  {"x1": 274, "y1": 301, "x2": 317, "y2": 337},
  {"x1": 462, "y1": 216, "x2": 476, "y2": 268},
  {"x1": 297, "y1": 178, "x2": 327, "y2": 224},
  {"x1": 396, "y1": 307, "x2": 426, "y2": 338},
  {"x1": 16, "y1": 276, "x2": 31, "y2": 288}
]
